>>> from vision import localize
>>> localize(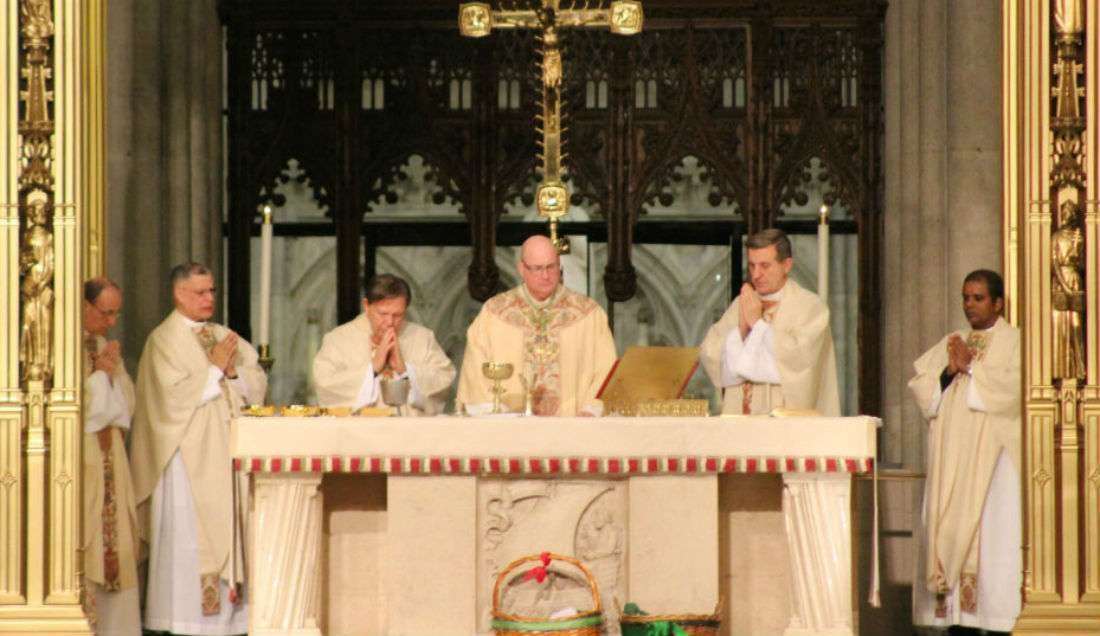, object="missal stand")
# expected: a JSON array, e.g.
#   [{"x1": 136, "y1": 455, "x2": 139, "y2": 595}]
[{"x1": 597, "y1": 346, "x2": 704, "y2": 416}]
